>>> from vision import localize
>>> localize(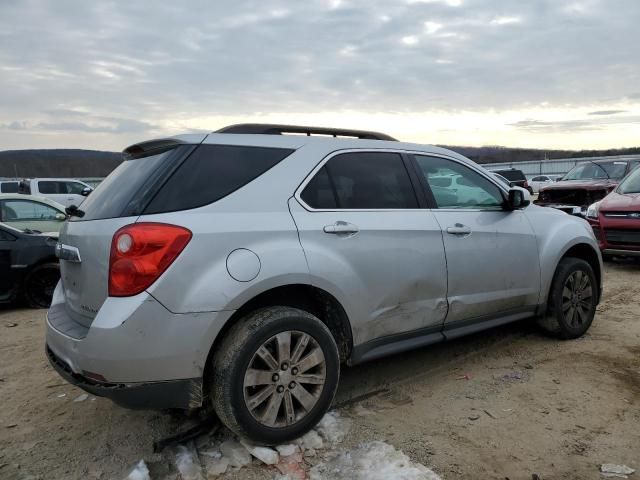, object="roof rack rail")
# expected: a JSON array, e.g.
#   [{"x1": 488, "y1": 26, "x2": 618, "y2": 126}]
[{"x1": 214, "y1": 123, "x2": 397, "y2": 141}]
